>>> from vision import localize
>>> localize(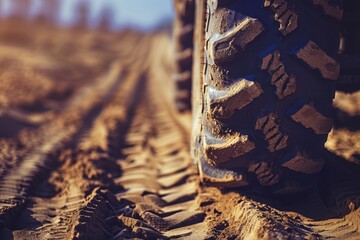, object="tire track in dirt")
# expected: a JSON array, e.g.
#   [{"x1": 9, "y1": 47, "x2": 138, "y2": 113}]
[
  {"x1": 108, "y1": 83, "x2": 207, "y2": 239},
  {"x1": 0, "y1": 61, "x2": 122, "y2": 228},
  {"x1": 103, "y1": 34, "x2": 207, "y2": 239},
  {"x1": 1, "y1": 35, "x2": 151, "y2": 238},
  {"x1": 10, "y1": 69, "x2": 146, "y2": 239},
  {"x1": 0, "y1": 34, "x2": 147, "y2": 231}
]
